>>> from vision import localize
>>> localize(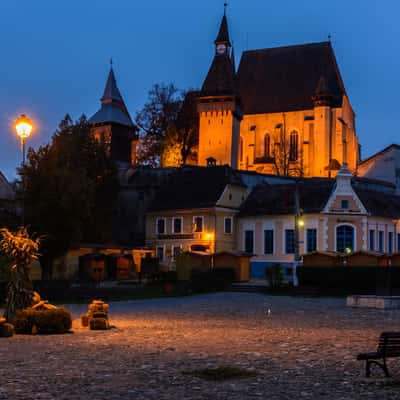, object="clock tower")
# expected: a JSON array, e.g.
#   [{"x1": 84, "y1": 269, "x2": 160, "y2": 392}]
[{"x1": 197, "y1": 8, "x2": 242, "y2": 169}]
